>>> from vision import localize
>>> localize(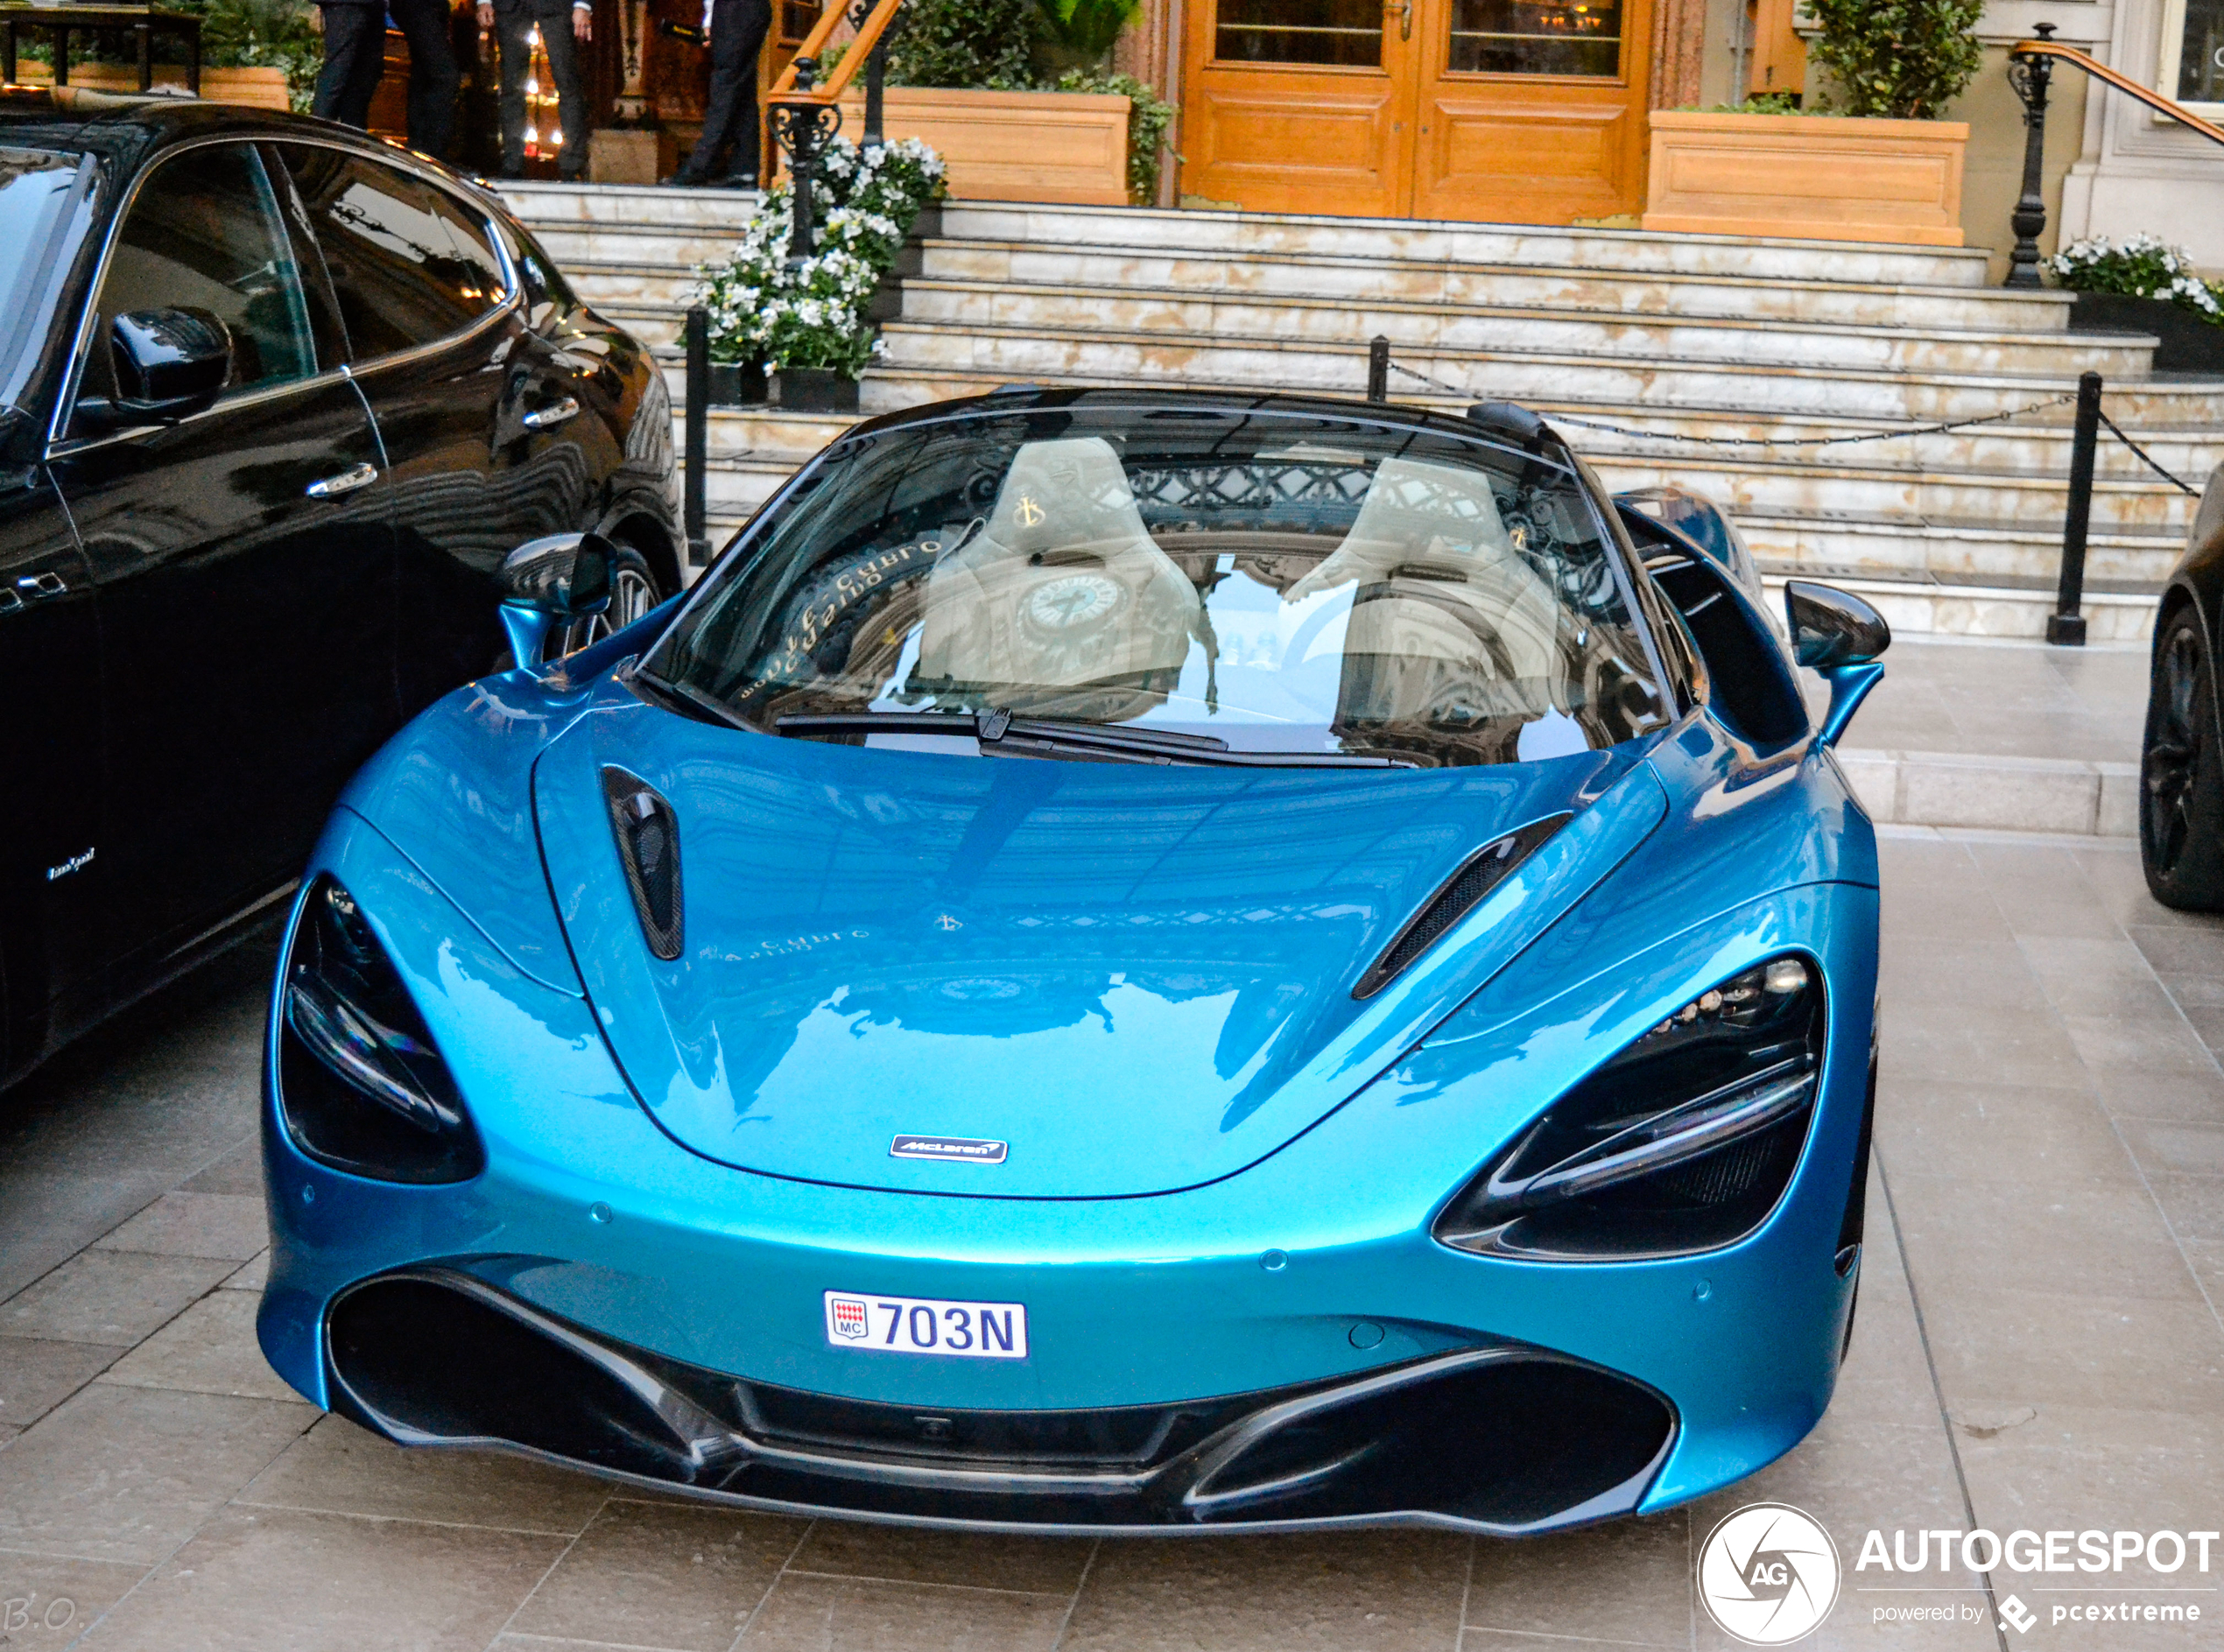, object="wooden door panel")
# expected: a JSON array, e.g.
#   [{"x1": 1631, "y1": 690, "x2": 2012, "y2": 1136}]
[
  {"x1": 1415, "y1": 97, "x2": 1634, "y2": 218},
  {"x1": 1187, "y1": 83, "x2": 1408, "y2": 212}
]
